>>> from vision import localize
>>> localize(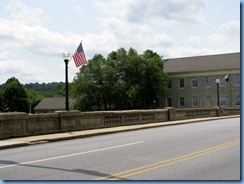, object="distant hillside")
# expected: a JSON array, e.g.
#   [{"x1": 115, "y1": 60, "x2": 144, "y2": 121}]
[{"x1": 24, "y1": 82, "x2": 64, "y2": 95}]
